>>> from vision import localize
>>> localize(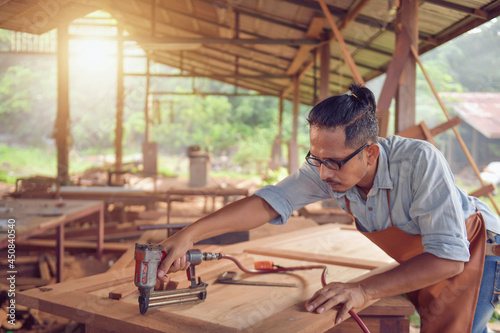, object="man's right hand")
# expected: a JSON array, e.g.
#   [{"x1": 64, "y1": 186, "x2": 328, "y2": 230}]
[{"x1": 156, "y1": 233, "x2": 194, "y2": 283}]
